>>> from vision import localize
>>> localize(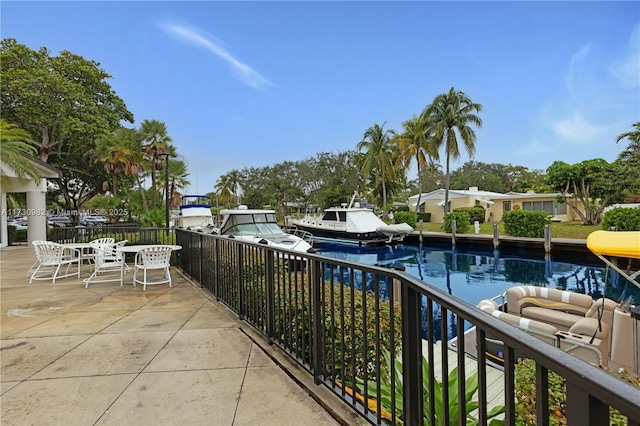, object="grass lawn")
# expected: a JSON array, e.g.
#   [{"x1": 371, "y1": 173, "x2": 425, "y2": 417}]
[{"x1": 415, "y1": 220, "x2": 600, "y2": 240}]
